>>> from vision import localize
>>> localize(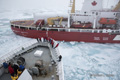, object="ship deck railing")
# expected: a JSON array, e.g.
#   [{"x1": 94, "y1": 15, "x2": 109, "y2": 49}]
[
  {"x1": 0, "y1": 39, "x2": 37, "y2": 65},
  {"x1": 0, "y1": 39, "x2": 64, "y2": 80},
  {"x1": 10, "y1": 19, "x2": 120, "y2": 34},
  {"x1": 42, "y1": 27, "x2": 120, "y2": 34}
]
